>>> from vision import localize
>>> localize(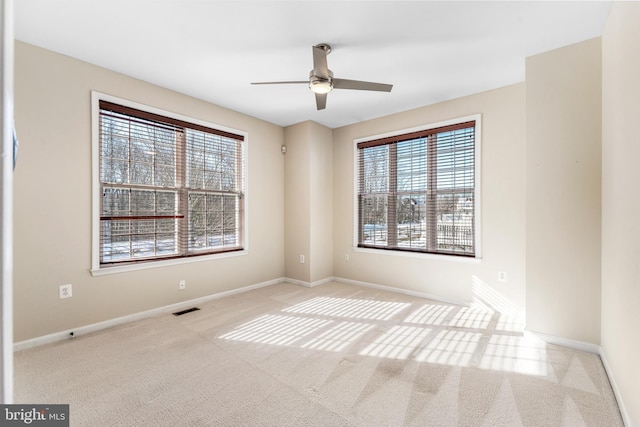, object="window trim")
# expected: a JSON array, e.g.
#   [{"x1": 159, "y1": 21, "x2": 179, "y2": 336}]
[
  {"x1": 352, "y1": 114, "x2": 482, "y2": 260},
  {"x1": 90, "y1": 91, "x2": 249, "y2": 276}
]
